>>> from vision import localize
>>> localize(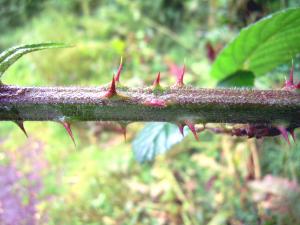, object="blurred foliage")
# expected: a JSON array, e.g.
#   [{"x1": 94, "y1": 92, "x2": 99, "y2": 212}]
[
  {"x1": 0, "y1": 0, "x2": 46, "y2": 31},
  {"x1": 211, "y1": 8, "x2": 300, "y2": 80},
  {"x1": 0, "y1": 0, "x2": 300, "y2": 225}
]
